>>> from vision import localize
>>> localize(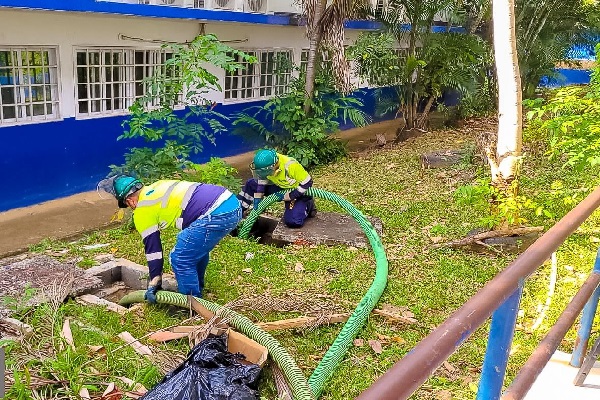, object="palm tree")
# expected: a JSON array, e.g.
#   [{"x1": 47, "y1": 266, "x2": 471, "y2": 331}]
[
  {"x1": 371, "y1": 0, "x2": 459, "y2": 130},
  {"x1": 301, "y1": 0, "x2": 368, "y2": 114},
  {"x1": 516, "y1": 0, "x2": 598, "y2": 97}
]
